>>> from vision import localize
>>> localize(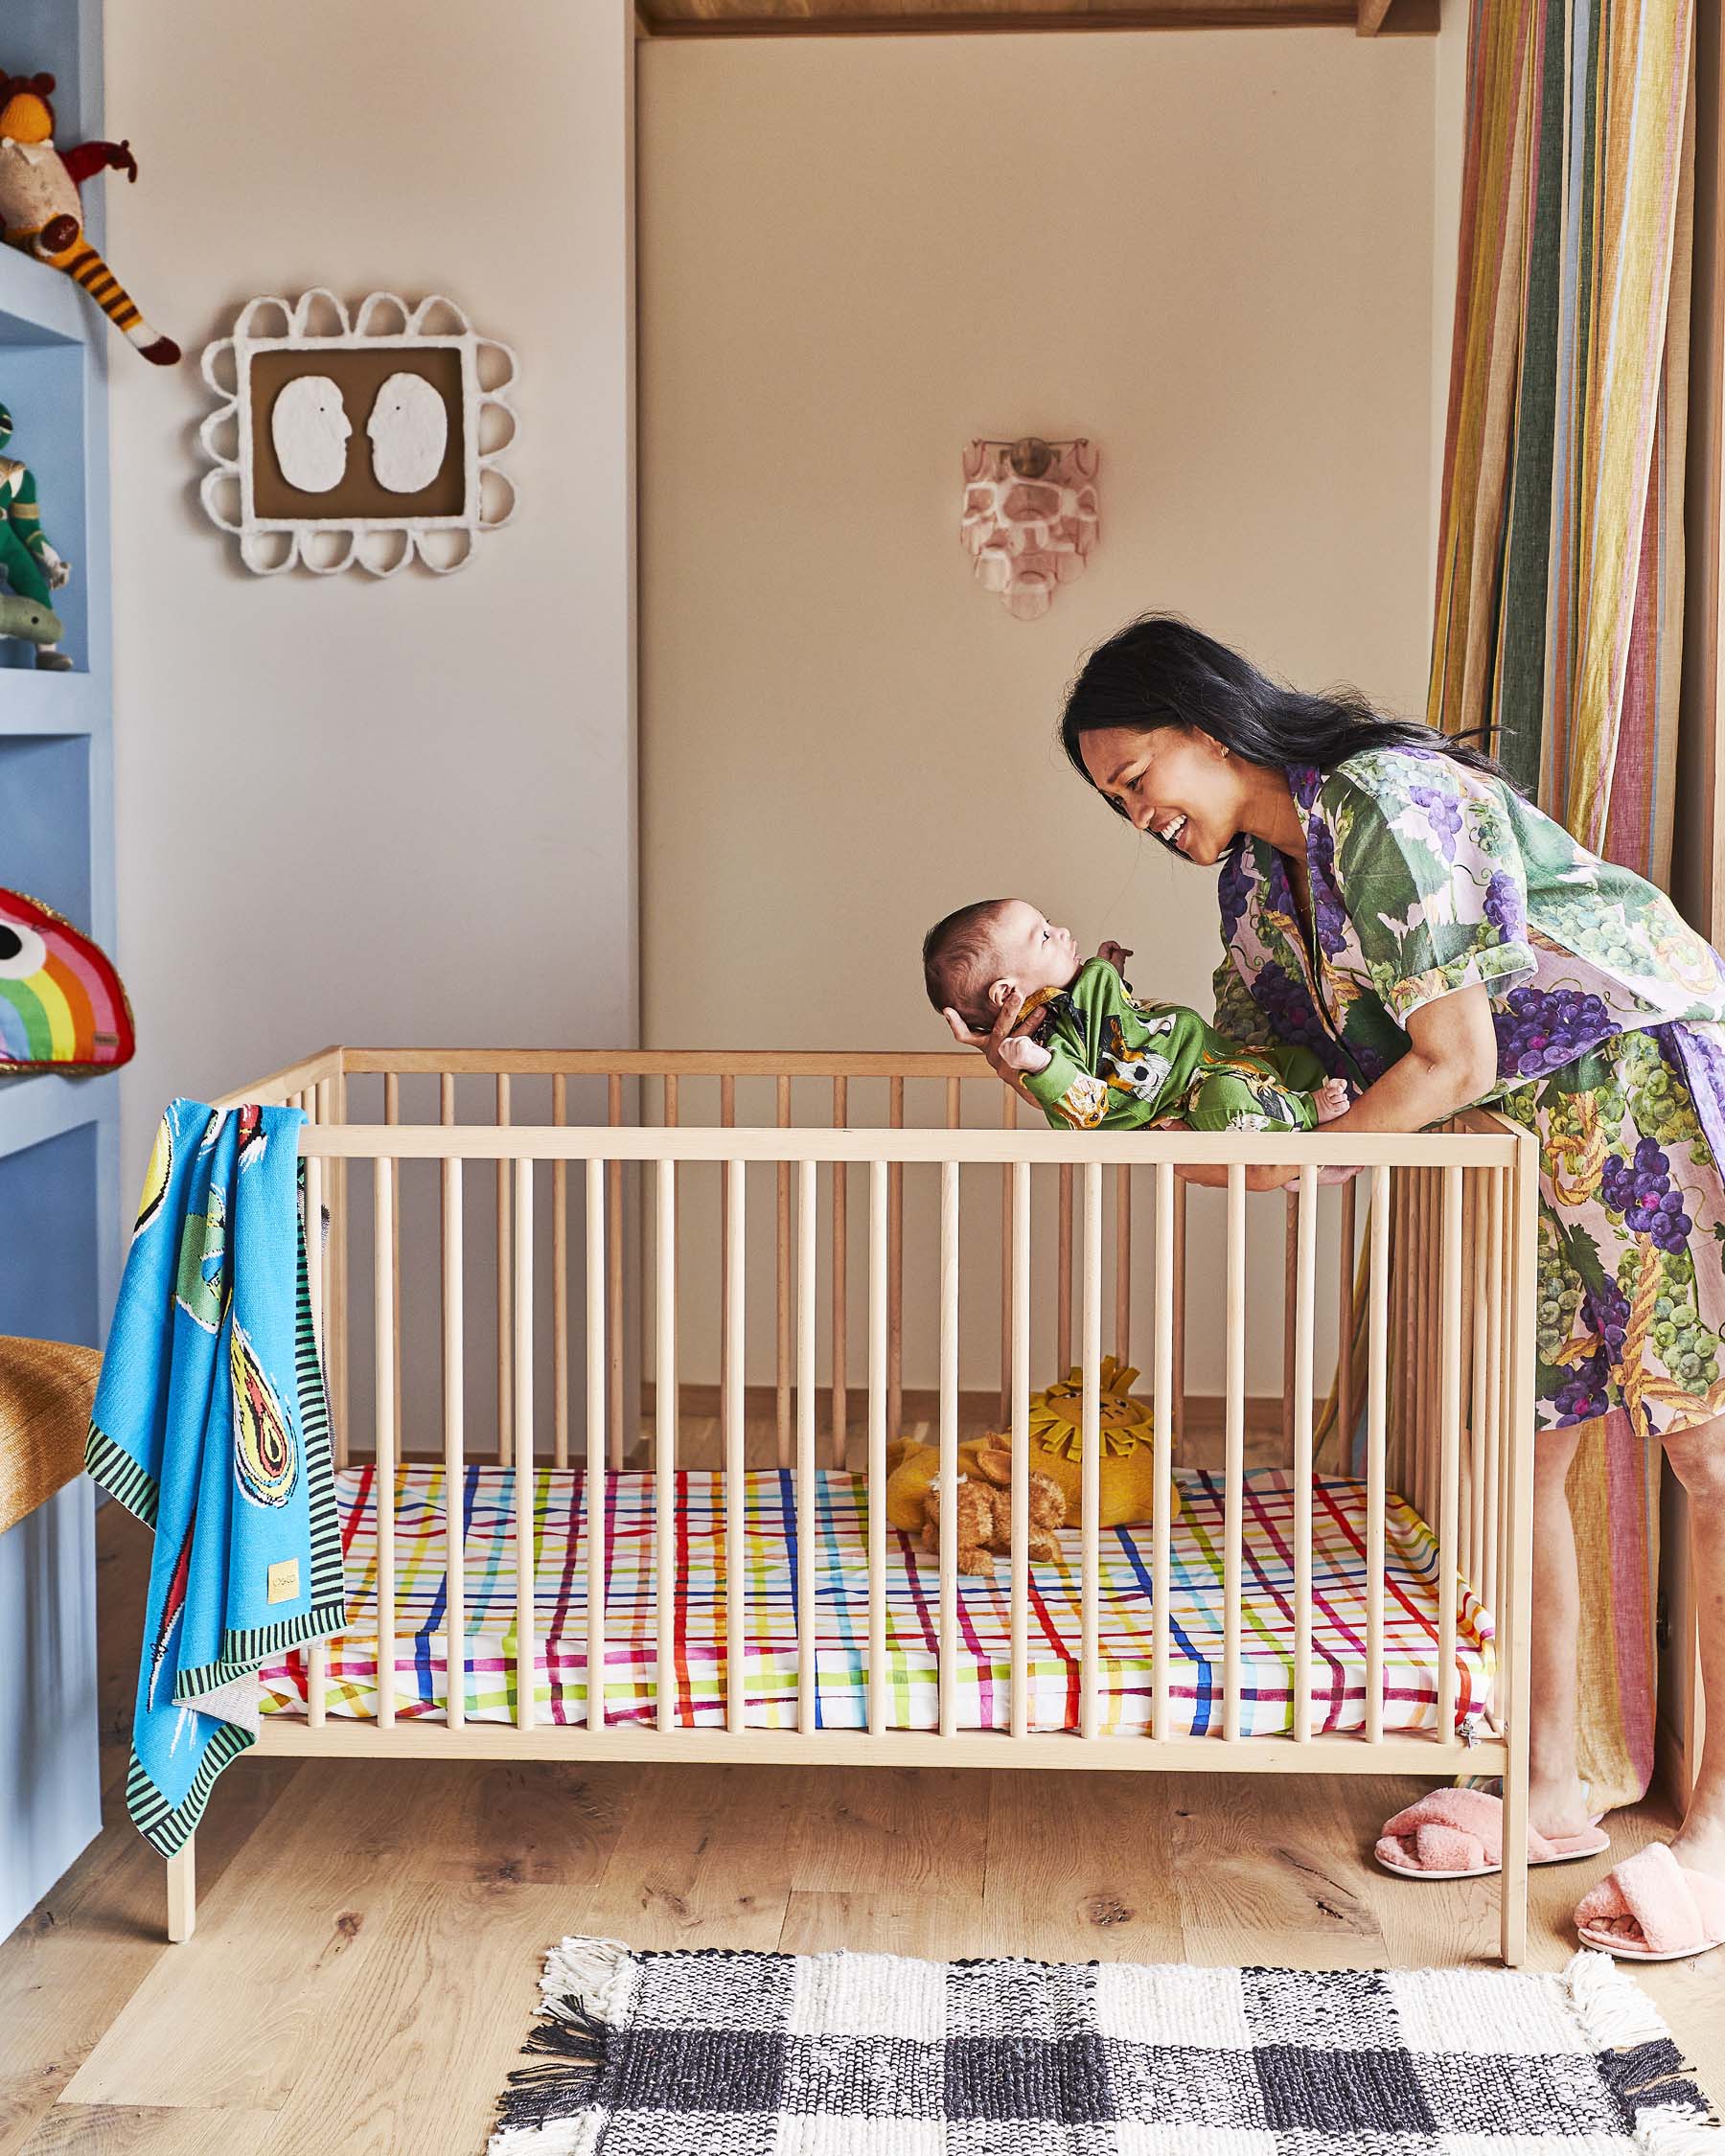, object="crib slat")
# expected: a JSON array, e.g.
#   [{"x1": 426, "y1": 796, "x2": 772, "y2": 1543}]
[
  {"x1": 1081, "y1": 1160, "x2": 1103, "y2": 1742},
  {"x1": 887, "y1": 1077, "x2": 905, "y2": 1443},
  {"x1": 797, "y1": 1164, "x2": 819, "y2": 1733},
  {"x1": 1152, "y1": 1161, "x2": 1174, "y2": 1741},
  {"x1": 1009, "y1": 1160, "x2": 1031, "y2": 1742},
  {"x1": 832, "y1": 1078, "x2": 848, "y2": 1466},
  {"x1": 332, "y1": 1069, "x2": 349, "y2": 1468},
  {"x1": 1337, "y1": 1175, "x2": 1357, "y2": 1469},
  {"x1": 383, "y1": 1074, "x2": 403, "y2": 1473},
  {"x1": 1438, "y1": 1164, "x2": 1463, "y2": 1741},
  {"x1": 1171, "y1": 1176, "x2": 1188, "y2": 1444},
  {"x1": 496, "y1": 1073, "x2": 513, "y2": 1466},
  {"x1": 938, "y1": 1158, "x2": 959, "y2": 1740},
  {"x1": 721, "y1": 1075, "x2": 736, "y2": 1439},
  {"x1": 1115, "y1": 1165, "x2": 1131, "y2": 1367},
  {"x1": 1367, "y1": 1164, "x2": 1391, "y2": 1744},
  {"x1": 443, "y1": 1146, "x2": 465, "y2": 1731},
  {"x1": 1057, "y1": 1163, "x2": 1074, "y2": 1376},
  {"x1": 1466, "y1": 1171, "x2": 1486, "y2": 1590},
  {"x1": 778, "y1": 1076, "x2": 793, "y2": 1470},
  {"x1": 608, "y1": 1075, "x2": 625, "y2": 1468},
  {"x1": 1293, "y1": 1165, "x2": 1317, "y2": 1744},
  {"x1": 1484, "y1": 1164, "x2": 1505, "y2": 1621},
  {"x1": 553, "y1": 1074, "x2": 569, "y2": 1470},
  {"x1": 305, "y1": 1135, "x2": 328, "y2": 1730},
  {"x1": 867, "y1": 1158, "x2": 888, "y2": 1736},
  {"x1": 1223, "y1": 1164, "x2": 1245, "y2": 1742},
  {"x1": 586, "y1": 1157, "x2": 607, "y2": 1732},
  {"x1": 725, "y1": 1158, "x2": 747, "y2": 1735},
  {"x1": 1000, "y1": 1089, "x2": 1015, "y2": 1428},
  {"x1": 514, "y1": 1158, "x2": 536, "y2": 1732},
  {"x1": 656, "y1": 1159, "x2": 678, "y2": 1733},
  {"x1": 1282, "y1": 1192, "x2": 1298, "y2": 1458},
  {"x1": 375, "y1": 1158, "x2": 397, "y2": 1730}
]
